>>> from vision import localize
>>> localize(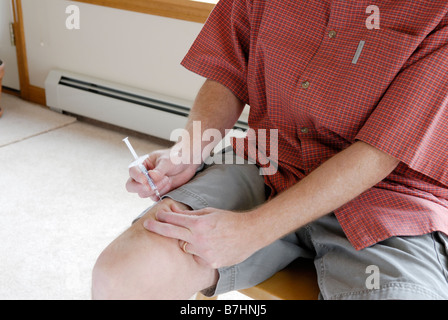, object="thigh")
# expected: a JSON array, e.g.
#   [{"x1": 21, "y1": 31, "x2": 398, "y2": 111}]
[
  {"x1": 164, "y1": 147, "x2": 267, "y2": 211},
  {"x1": 308, "y1": 214, "x2": 448, "y2": 300}
]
